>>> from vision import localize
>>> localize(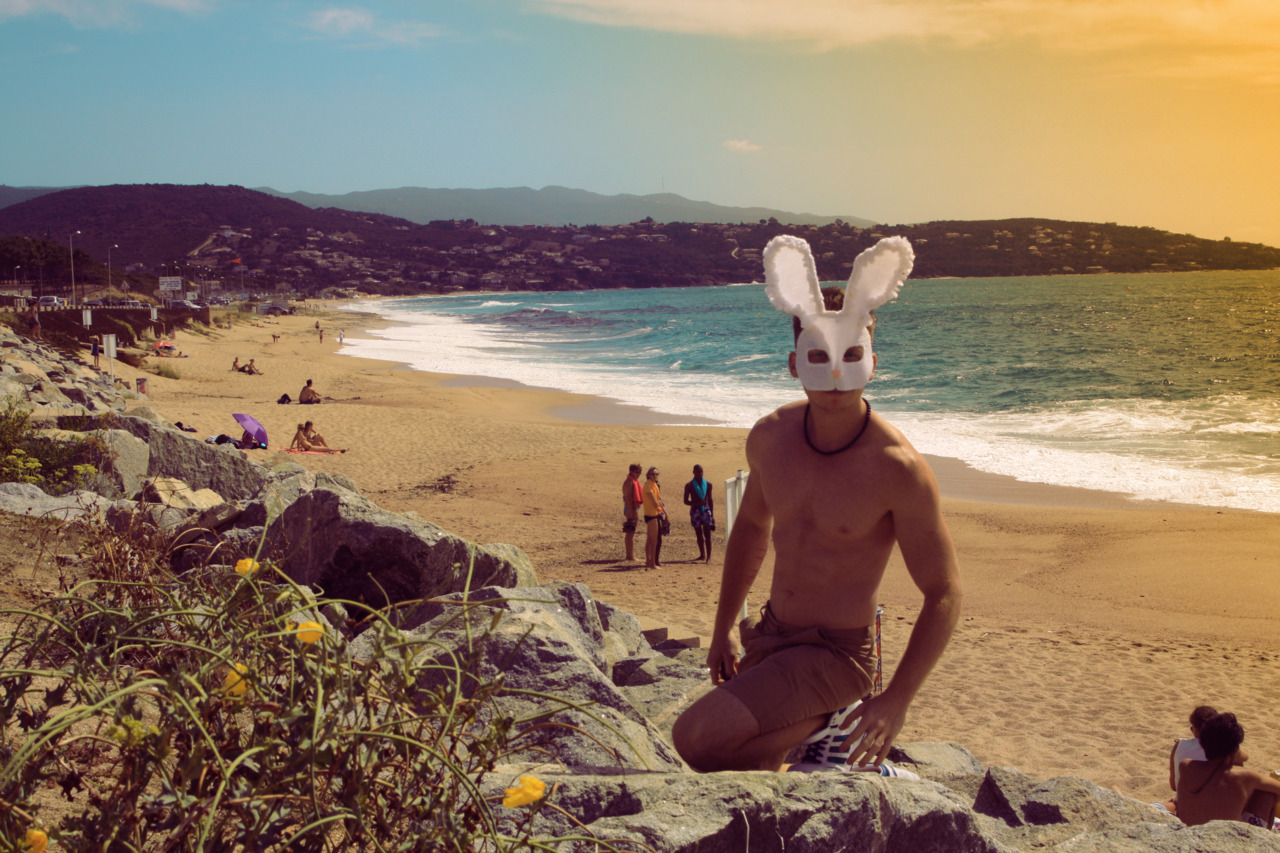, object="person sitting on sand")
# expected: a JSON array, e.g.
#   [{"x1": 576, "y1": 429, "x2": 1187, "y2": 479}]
[
  {"x1": 299, "y1": 379, "x2": 322, "y2": 404},
  {"x1": 232, "y1": 357, "x2": 241, "y2": 372},
  {"x1": 1162, "y1": 705, "x2": 1220, "y2": 814},
  {"x1": 290, "y1": 422, "x2": 346, "y2": 454},
  {"x1": 1175, "y1": 711, "x2": 1280, "y2": 829},
  {"x1": 241, "y1": 358, "x2": 263, "y2": 375}
]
